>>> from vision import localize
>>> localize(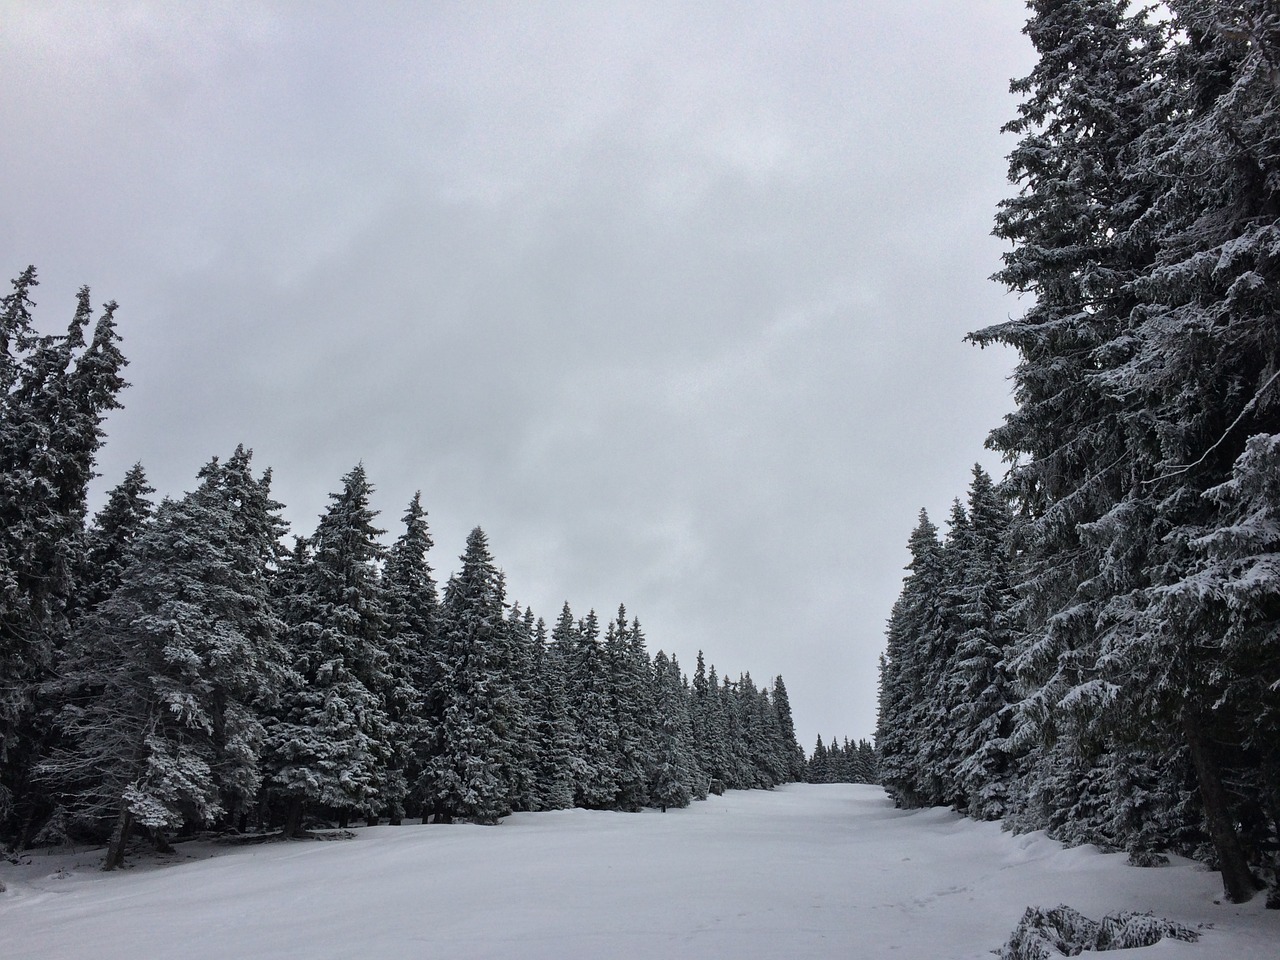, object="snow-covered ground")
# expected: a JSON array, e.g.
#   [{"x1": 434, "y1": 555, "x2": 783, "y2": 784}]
[{"x1": 1, "y1": 784, "x2": 1275, "y2": 959}]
